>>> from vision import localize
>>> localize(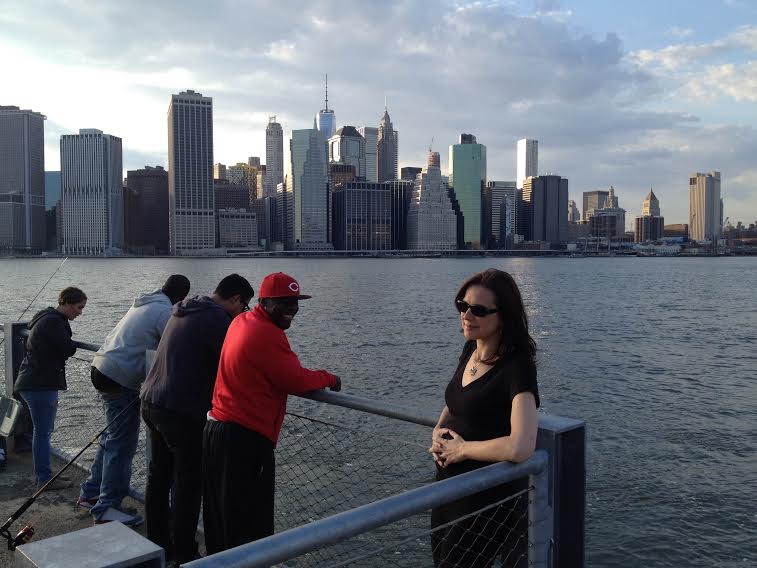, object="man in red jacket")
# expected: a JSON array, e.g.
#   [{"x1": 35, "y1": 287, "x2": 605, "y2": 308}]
[{"x1": 202, "y1": 272, "x2": 341, "y2": 554}]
